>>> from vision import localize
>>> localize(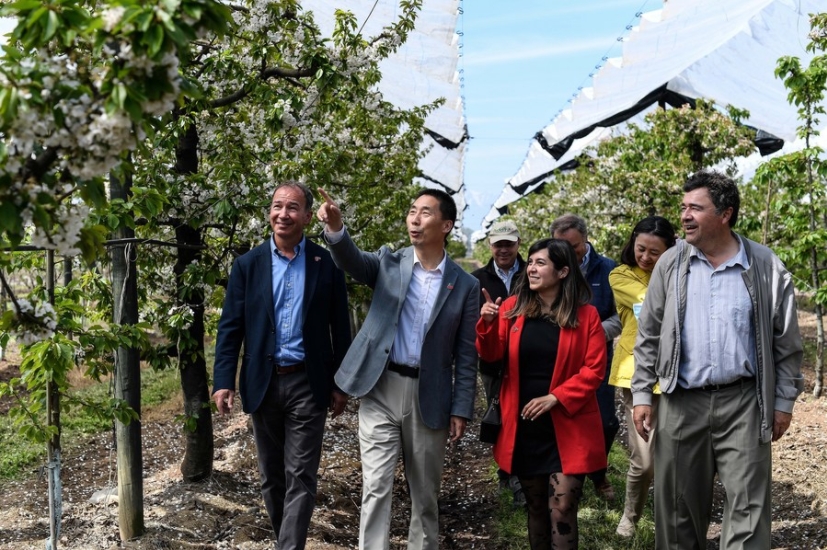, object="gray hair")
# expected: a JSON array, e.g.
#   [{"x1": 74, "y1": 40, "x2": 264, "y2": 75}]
[{"x1": 550, "y1": 213, "x2": 588, "y2": 239}]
